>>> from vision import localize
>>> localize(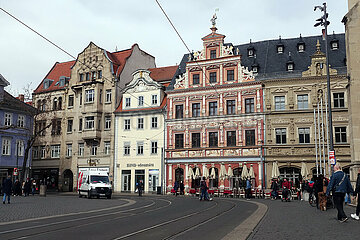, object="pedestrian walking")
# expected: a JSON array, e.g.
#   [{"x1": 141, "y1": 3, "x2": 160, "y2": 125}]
[
  {"x1": 351, "y1": 168, "x2": 360, "y2": 220},
  {"x1": 314, "y1": 175, "x2": 324, "y2": 209},
  {"x1": 245, "y1": 177, "x2": 252, "y2": 200},
  {"x1": 3, "y1": 175, "x2": 12, "y2": 204},
  {"x1": 14, "y1": 179, "x2": 22, "y2": 196},
  {"x1": 199, "y1": 177, "x2": 209, "y2": 201},
  {"x1": 179, "y1": 181, "x2": 184, "y2": 195},
  {"x1": 270, "y1": 178, "x2": 279, "y2": 200},
  {"x1": 24, "y1": 178, "x2": 31, "y2": 196},
  {"x1": 174, "y1": 181, "x2": 179, "y2": 196},
  {"x1": 326, "y1": 163, "x2": 353, "y2": 222},
  {"x1": 31, "y1": 179, "x2": 37, "y2": 196},
  {"x1": 137, "y1": 180, "x2": 143, "y2": 197}
]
